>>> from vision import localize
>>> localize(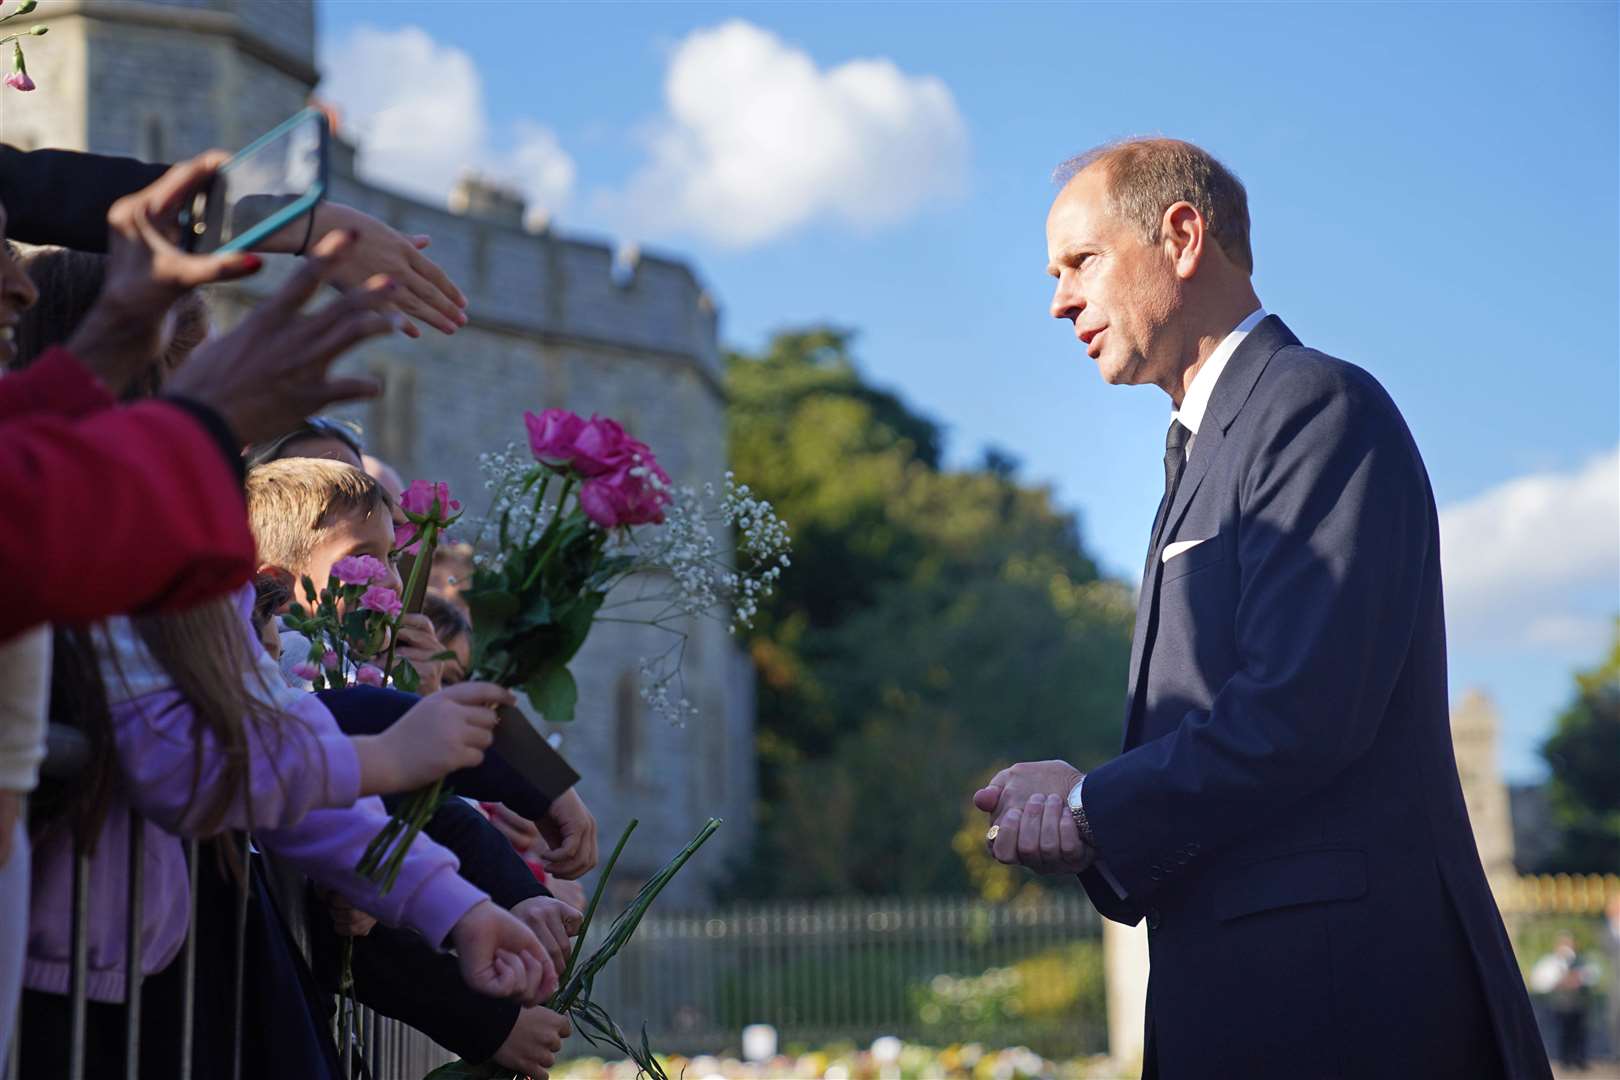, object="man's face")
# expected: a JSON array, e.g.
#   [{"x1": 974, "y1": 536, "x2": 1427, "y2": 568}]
[
  {"x1": 0, "y1": 202, "x2": 41, "y2": 368},
  {"x1": 1046, "y1": 167, "x2": 1182, "y2": 387},
  {"x1": 300, "y1": 506, "x2": 404, "y2": 597}
]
